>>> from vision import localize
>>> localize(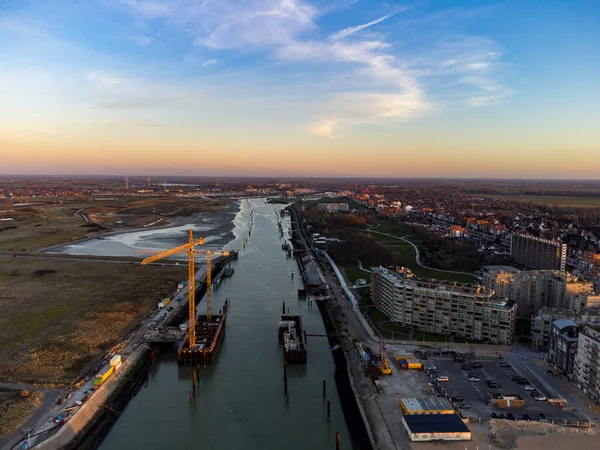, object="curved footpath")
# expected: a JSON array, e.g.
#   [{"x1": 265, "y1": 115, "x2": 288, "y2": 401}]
[{"x1": 365, "y1": 227, "x2": 477, "y2": 278}]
